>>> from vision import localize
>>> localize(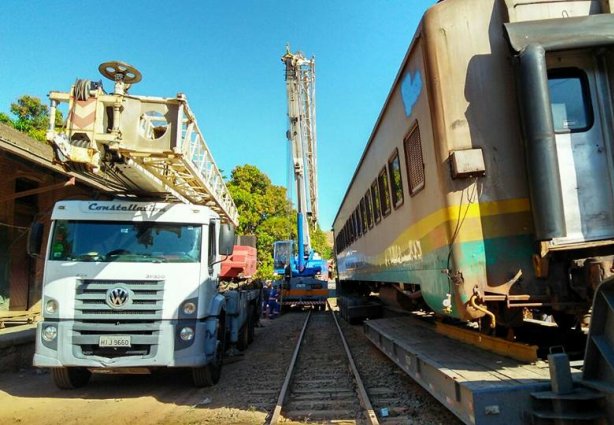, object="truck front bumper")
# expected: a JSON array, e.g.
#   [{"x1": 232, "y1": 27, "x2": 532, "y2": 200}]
[{"x1": 33, "y1": 319, "x2": 216, "y2": 369}]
